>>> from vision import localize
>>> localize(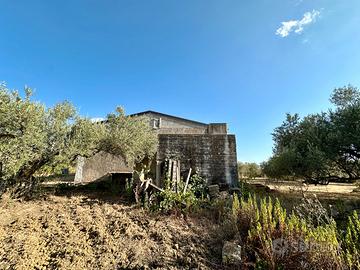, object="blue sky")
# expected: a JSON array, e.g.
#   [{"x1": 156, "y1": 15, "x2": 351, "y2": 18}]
[{"x1": 1, "y1": 1, "x2": 360, "y2": 163}]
